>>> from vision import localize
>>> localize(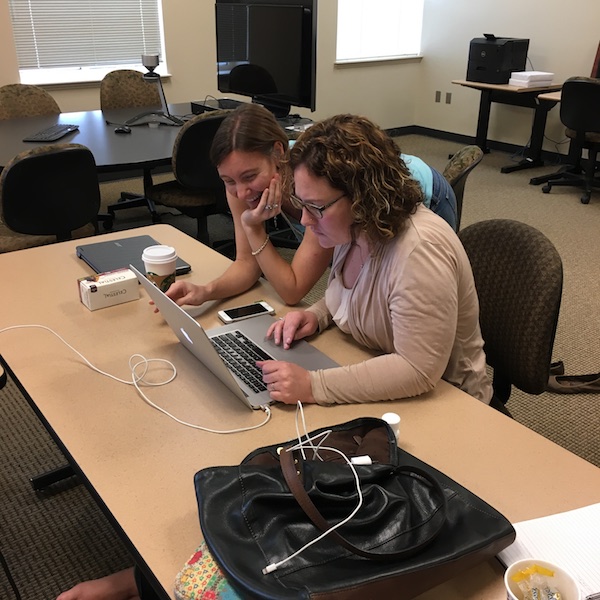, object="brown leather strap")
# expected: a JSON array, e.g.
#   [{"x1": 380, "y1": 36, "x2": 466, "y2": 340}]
[{"x1": 280, "y1": 448, "x2": 447, "y2": 561}]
